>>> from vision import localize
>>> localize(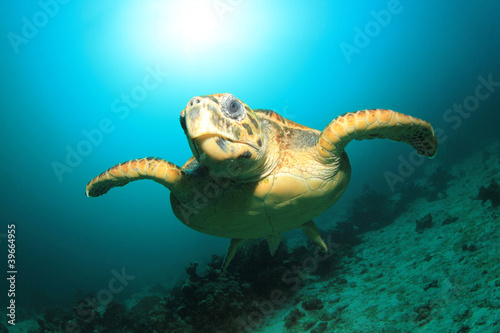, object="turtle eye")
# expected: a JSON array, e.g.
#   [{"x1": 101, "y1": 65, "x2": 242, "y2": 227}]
[{"x1": 223, "y1": 96, "x2": 244, "y2": 119}]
